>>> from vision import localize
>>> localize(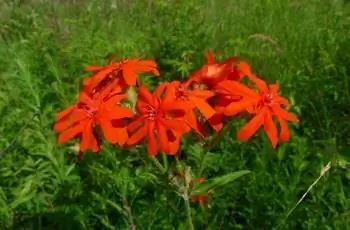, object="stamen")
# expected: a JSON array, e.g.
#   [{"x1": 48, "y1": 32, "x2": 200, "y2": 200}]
[
  {"x1": 176, "y1": 85, "x2": 188, "y2": 100},
  {"x1": 86, "y1": 108, "x2": 97, "y2": 118},
  {"x1": 261, "y1": 92, "x2": 274, "y2": 105},
  {"x1": 144, "y1": 105, "x2": 157, "y2": 120}
]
